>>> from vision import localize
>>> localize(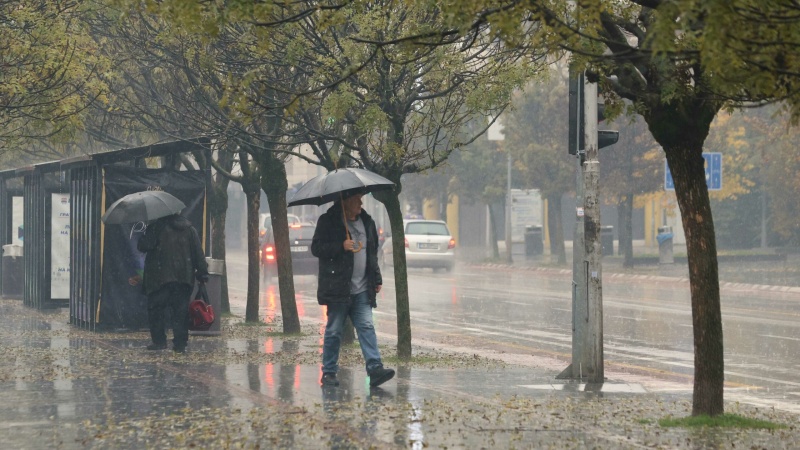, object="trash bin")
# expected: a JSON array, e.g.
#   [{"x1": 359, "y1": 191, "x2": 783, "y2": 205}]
[
  {"x1": 190, "y1": 257, "x2": 224, "y2": 336},
  {"x1": 2, "y1": 244, "x2": 23, "y2": 299},
  {"x1": 600, "y1": 226, "x2": 614, "y2": 256},
  {"x1": 524, "y1": 225, "x2": 543, "y2": 257},
  {"x1": 657, "y1": 226, "x2": 674, "y2": 264}
]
